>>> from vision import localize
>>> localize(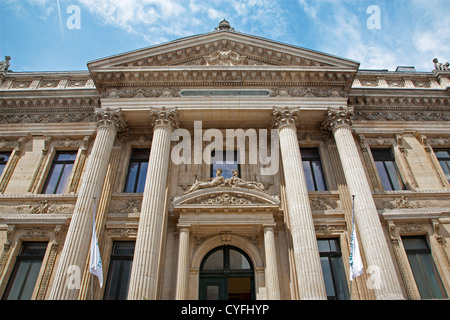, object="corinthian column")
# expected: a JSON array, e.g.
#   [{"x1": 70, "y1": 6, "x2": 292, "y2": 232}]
[
  {"x1": 127, "y1": 107, "x2": 179, "y2": 300},
  {"x1": 272, "y1": 107, "x2": 327, "y2": 300},
  {"x1": 323, "y1": 106, "x2": 404, "y2": 300},
  {"x1": 49, "y1": 108, "x2": 127, "y2": 300}
]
